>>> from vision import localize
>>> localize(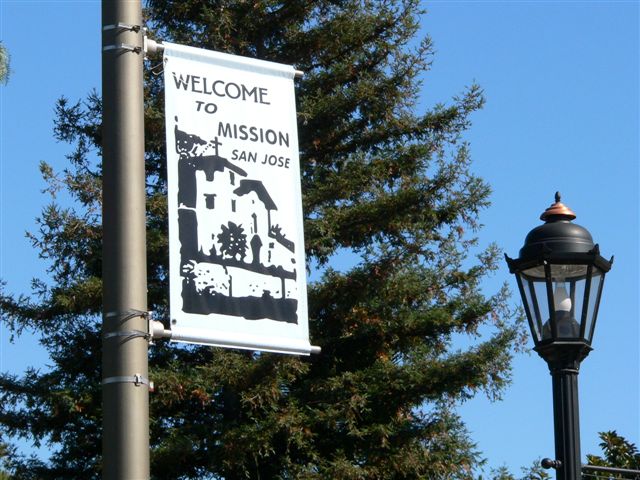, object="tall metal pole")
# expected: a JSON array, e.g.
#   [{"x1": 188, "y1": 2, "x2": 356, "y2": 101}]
[
  {"x1": 101, "y1": 1, "x2": 149, "y2": 478},
  {"x1": 550, "y1": 363, "x2": 582, "y2": 480}
]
